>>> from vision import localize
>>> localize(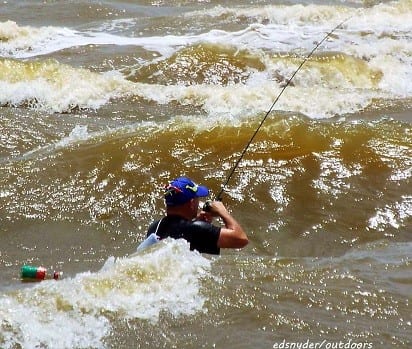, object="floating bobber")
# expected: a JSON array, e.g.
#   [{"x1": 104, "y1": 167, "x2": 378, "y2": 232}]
[{"x1": 21, "y1": 265, "x2": 62, "y2": 281}]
